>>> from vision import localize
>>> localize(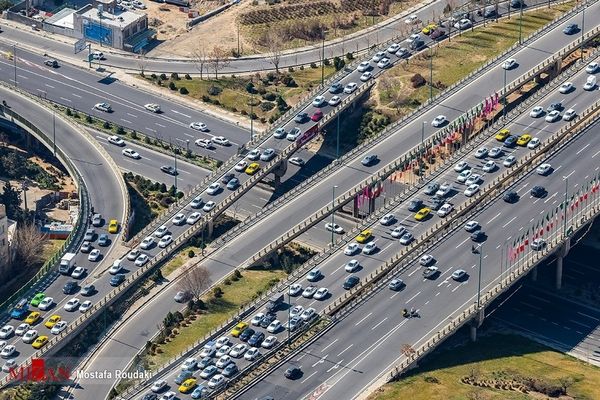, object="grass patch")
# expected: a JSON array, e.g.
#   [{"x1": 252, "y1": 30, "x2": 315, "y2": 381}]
[
  {"x1": 370, "y1": 333, "x2": 600, "y2": 400},
  {"x1": 146, "y1": 269, "x2": 286, "y2": 368},
  {"x1": 41, "y1": 239, "x2": 65, "y2": 261},
  {"x1": 160, "y1": 246, "x2": 201, "y2": 277}
]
